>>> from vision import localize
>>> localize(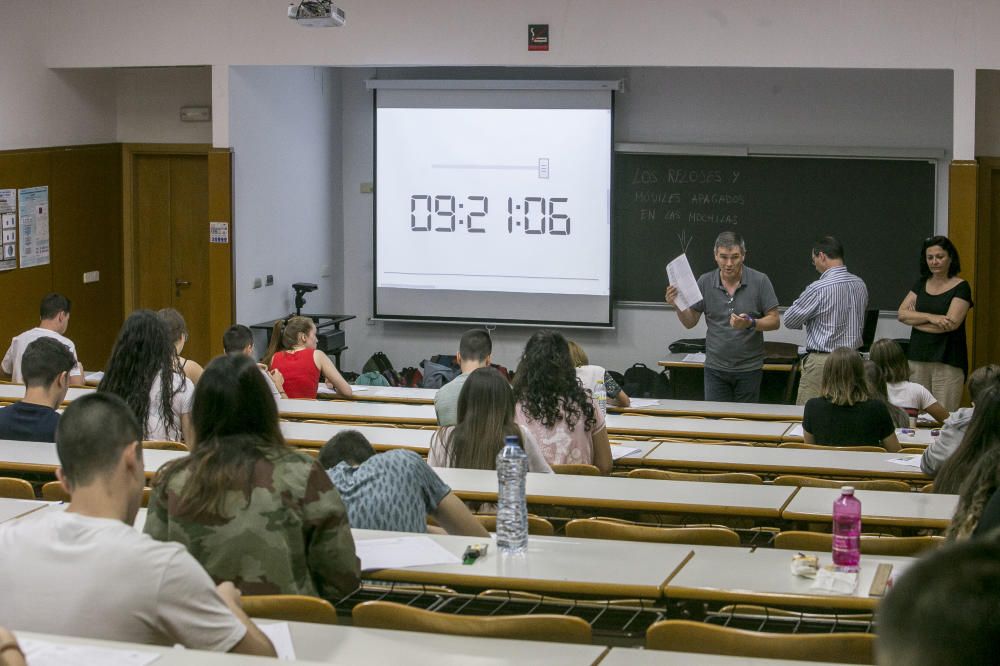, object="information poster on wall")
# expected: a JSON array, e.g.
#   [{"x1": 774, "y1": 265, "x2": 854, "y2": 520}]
[
  {"x1": 18, "y1": 186, "x2": 49, "y2": 268},
  {"x1": 0, "y1": 188, "x2": 16, "y2": 272}
]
